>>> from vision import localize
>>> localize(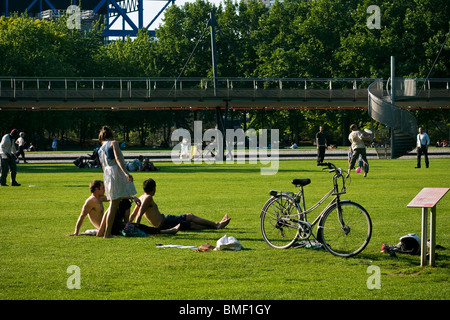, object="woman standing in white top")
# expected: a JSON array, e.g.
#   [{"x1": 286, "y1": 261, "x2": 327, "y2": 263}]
[
  {"x1": 348, "y1": 124, "x2": 369, "y2": 177},
  {"x1": 97, "y1": 126, "x2": 139, "y2": 238}
]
